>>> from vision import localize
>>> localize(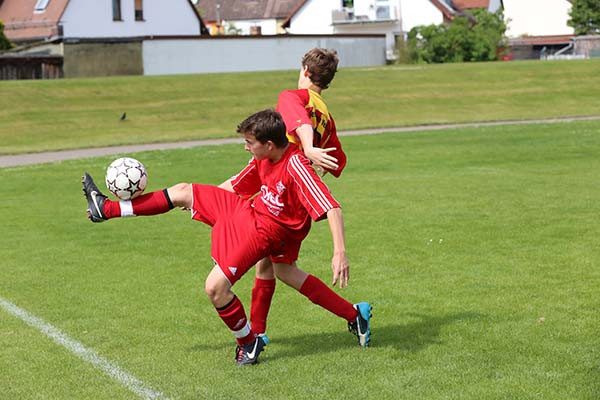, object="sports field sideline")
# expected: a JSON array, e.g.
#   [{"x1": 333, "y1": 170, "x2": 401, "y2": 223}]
[{"x1": 2, "y1": 114, "x2": 600, "y2": 168}]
